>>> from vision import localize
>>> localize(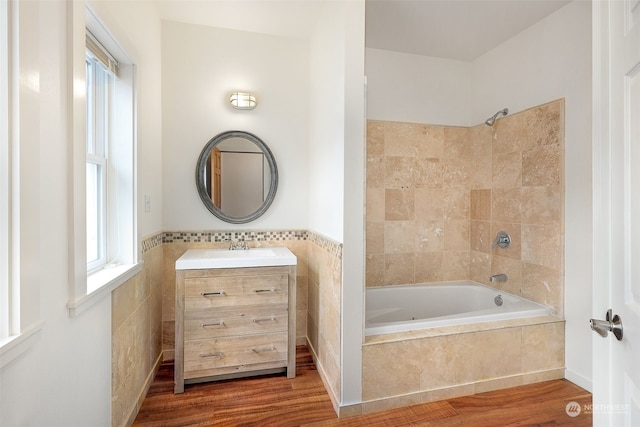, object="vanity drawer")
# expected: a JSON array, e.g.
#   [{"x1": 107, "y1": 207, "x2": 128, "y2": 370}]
[
  {"x1": 184, "y1": 333, "x2": 287, "y2": 379},
  {"x1": 184, "y1": 305, "x2": 288, "y2": 340},
  {"x1": 184, "y1": 274, "x2": 288, "y2": 309}
]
